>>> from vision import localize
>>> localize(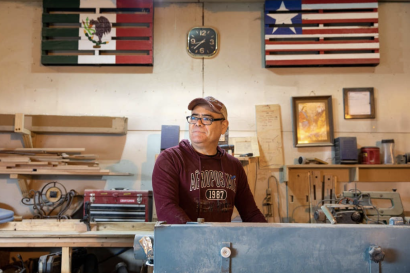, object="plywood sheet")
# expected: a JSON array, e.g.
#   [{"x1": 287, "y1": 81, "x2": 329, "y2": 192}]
[
  {"x1": 255, "y1": 104, "x2": 284, "y2": 169},
  {"x1": 287, "y1": 171, "x2": 310, "y2": 223}
]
